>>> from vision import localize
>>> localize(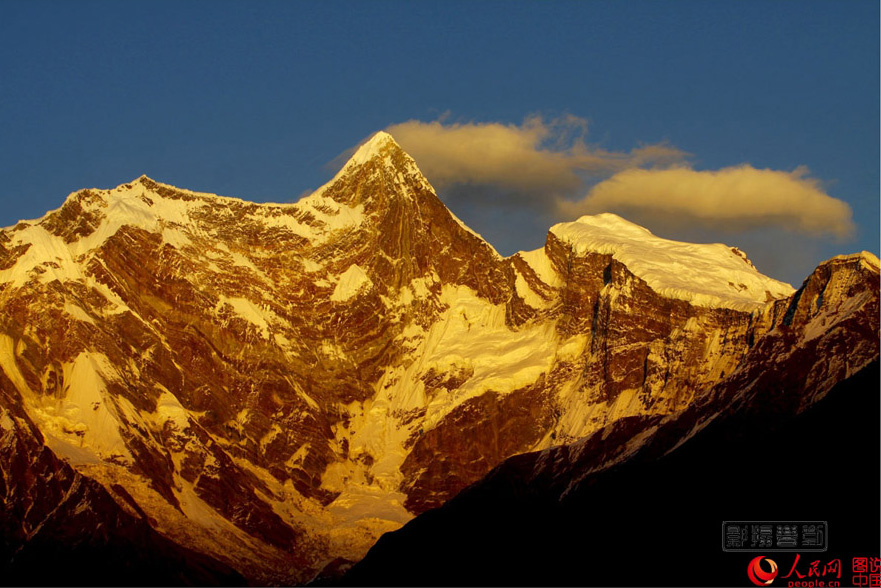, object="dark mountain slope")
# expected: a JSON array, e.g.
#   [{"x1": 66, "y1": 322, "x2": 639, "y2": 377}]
[{"x1": 342, "y1": 361, "x2": 880, "y2": 587}]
